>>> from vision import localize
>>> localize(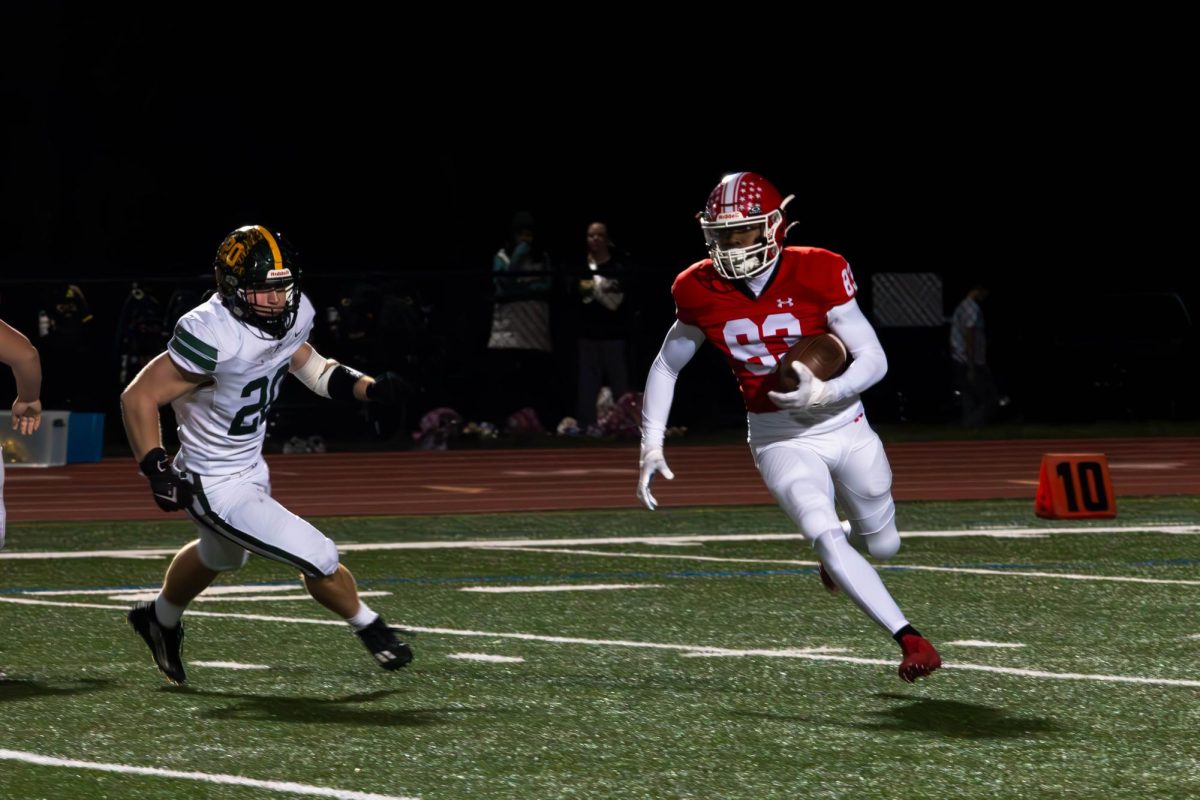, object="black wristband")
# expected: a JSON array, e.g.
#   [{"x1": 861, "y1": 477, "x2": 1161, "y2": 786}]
[
  {"x1": 328, "y1": 364, "x2": 366, "y2": 401},
  {"x1": 139, "y1": 447, "x2": 170, "y2": 477}
]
